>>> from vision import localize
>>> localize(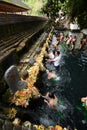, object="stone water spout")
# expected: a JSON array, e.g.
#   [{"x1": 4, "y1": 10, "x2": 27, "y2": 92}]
[{"x1": 4, "y1": 65, "x2": 27, "y2": 94}]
